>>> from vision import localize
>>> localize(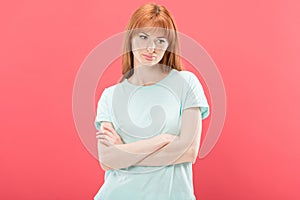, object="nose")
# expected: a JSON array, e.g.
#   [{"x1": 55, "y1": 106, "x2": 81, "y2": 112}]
[{"x1": 146, "y1": 39, "x2": 156, "y2": 53}]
